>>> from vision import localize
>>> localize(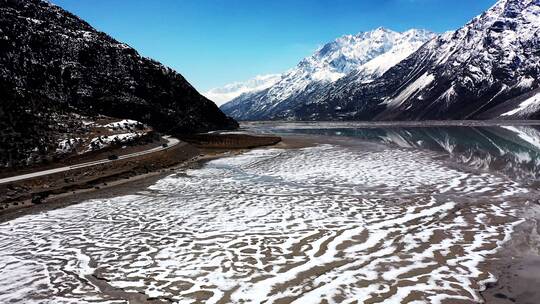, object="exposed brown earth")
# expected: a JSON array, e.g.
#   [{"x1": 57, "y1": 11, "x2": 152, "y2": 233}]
[
  {"x1": 481, "y1": 201, "x2": 540, "y2": 304},
  {"x1": 0, "y1": 133, "x2": 282, "y2": 222},
  {"x1": 180, "y1": 133, "x2": 282, "y2": 149}
]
